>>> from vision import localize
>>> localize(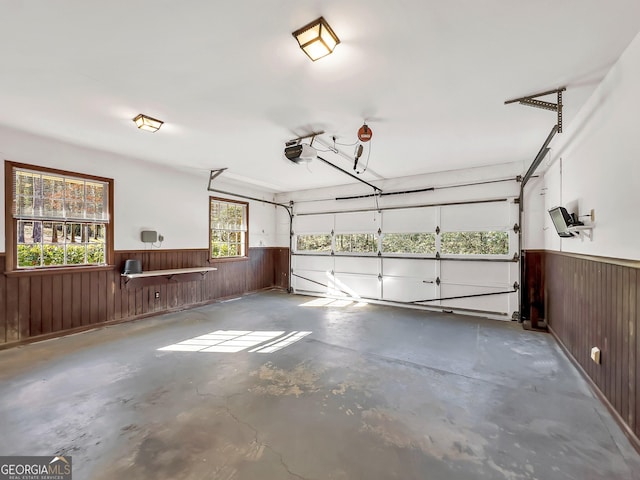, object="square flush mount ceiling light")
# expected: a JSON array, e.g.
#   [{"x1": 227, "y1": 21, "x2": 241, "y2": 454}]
[
  {"x1": 133, "y1": 113, "x2": 163, "y2": 132},
  {"x1": 292, "y1": 16, "x2": 340, "y2": 61}
]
